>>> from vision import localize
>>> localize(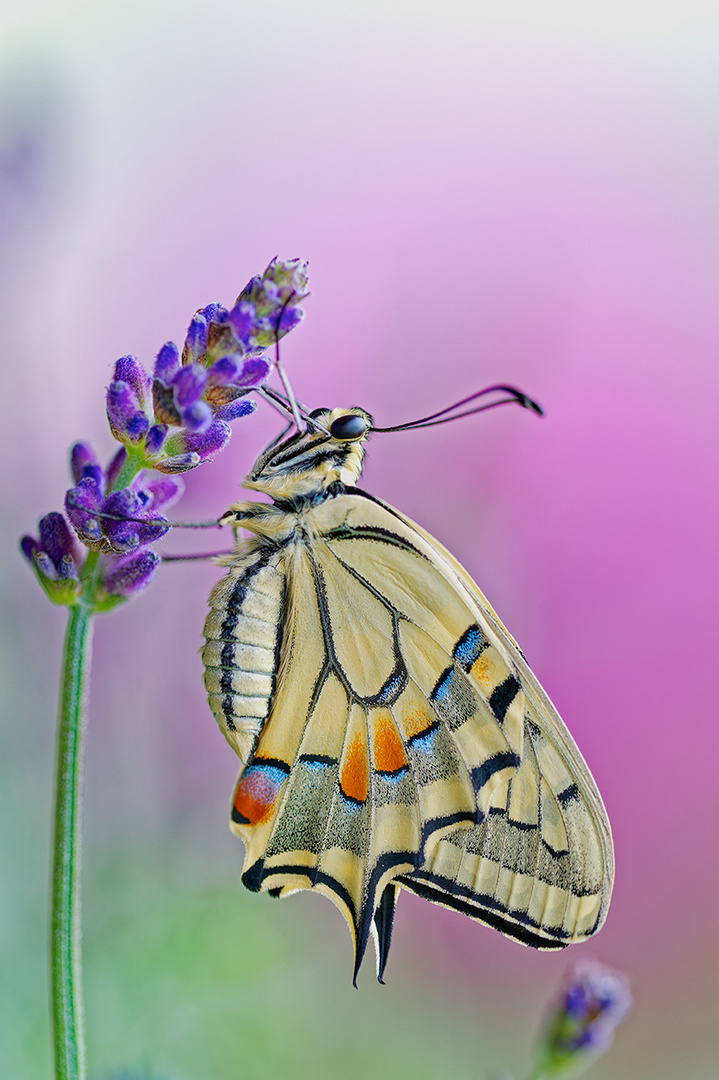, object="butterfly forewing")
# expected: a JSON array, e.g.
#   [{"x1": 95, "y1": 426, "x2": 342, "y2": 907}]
[{"x1": 203, "y1": 413, "x2": 613, "y2": 978}]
